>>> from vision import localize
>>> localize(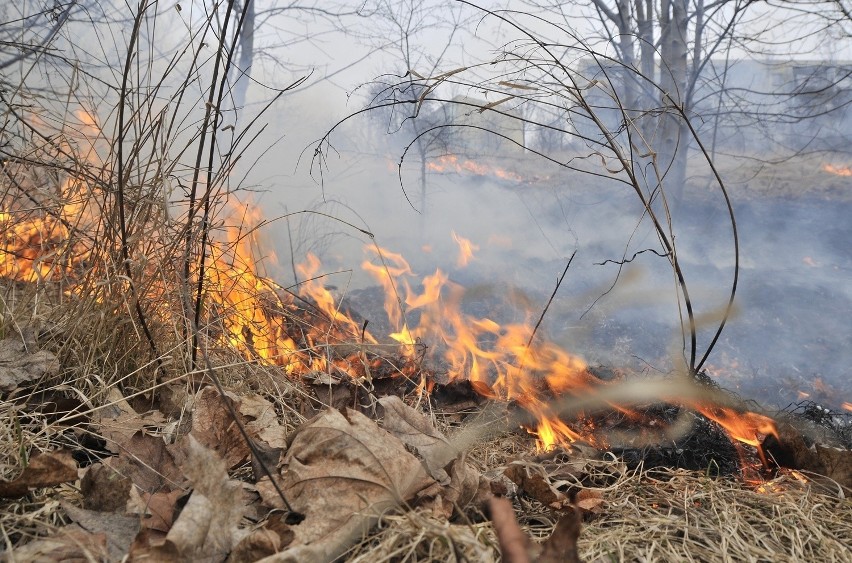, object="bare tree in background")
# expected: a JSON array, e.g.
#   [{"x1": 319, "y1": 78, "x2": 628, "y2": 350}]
[
  {"x1": 320, "y1": 3, "x2": 839, "y2": 374},
  {"x1": 523, "y1": 0, "x2": 850, "y2": 205},
  {"x1": 225, "y1": 1, "x2": 368, "y2": 120},
  {"x1": 231, "y1": 0, "x2": 256, "y2": 114},
  {"x1": 352, "y1": 0, "x2": 474, "y2": 218},
  {"x1": 521, "y1": 0, "x2": 759, "y2": 205},
  {"x1": 0, "y1": 2, "x2": 77, "y2": 75}
]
